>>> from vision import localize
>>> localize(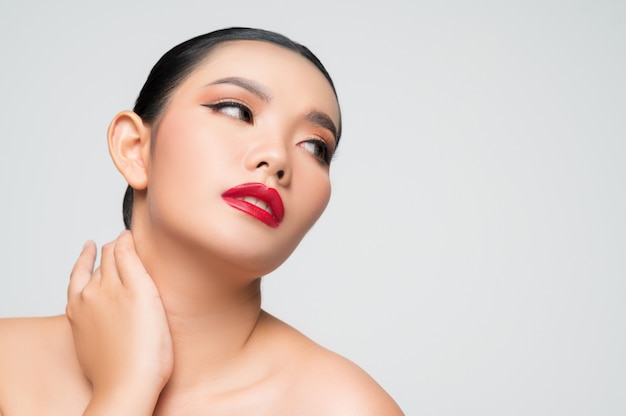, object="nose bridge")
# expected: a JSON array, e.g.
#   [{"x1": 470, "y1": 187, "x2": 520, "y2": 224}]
[{"x1": 244, "y1": 124, "x2": 291, "y2": 183}]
